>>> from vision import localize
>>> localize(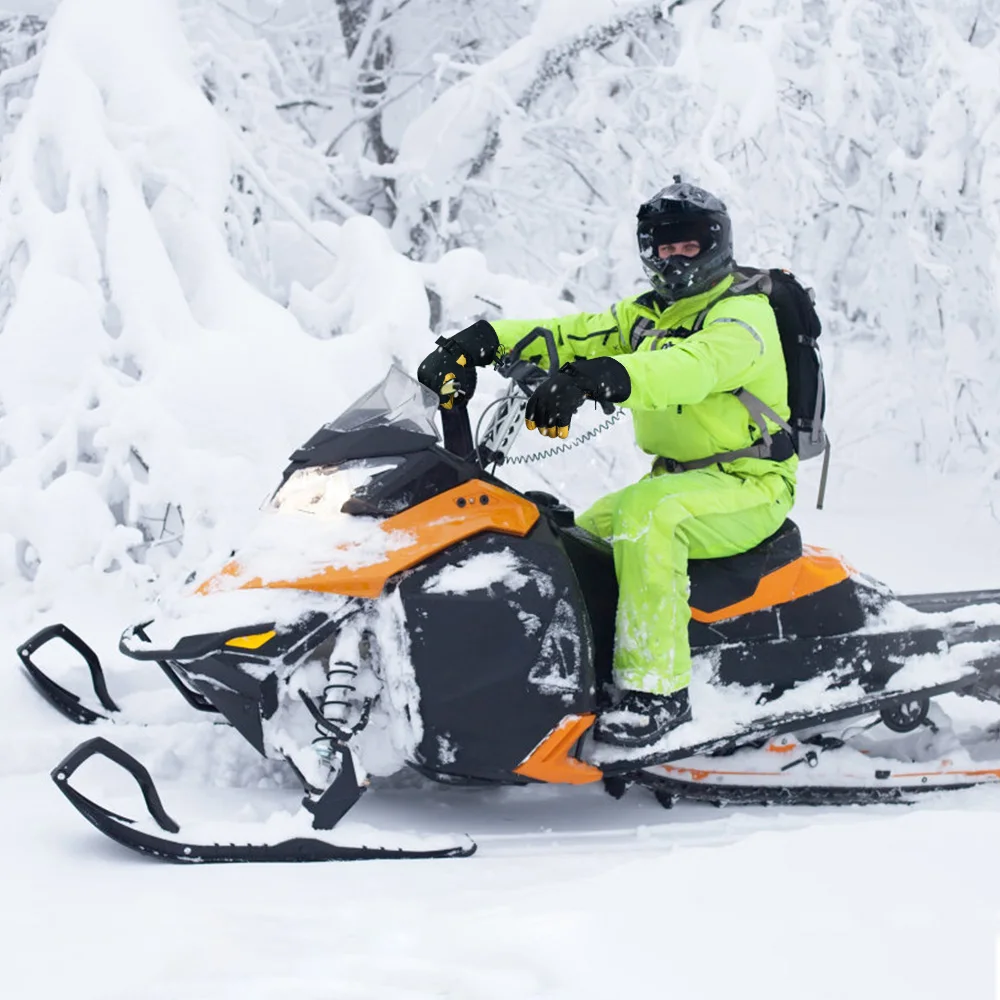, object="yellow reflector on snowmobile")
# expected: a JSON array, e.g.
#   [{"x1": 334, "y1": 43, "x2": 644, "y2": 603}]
[{"x1": 225, "y1": 631, "x2": 276, "y2": 650}]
